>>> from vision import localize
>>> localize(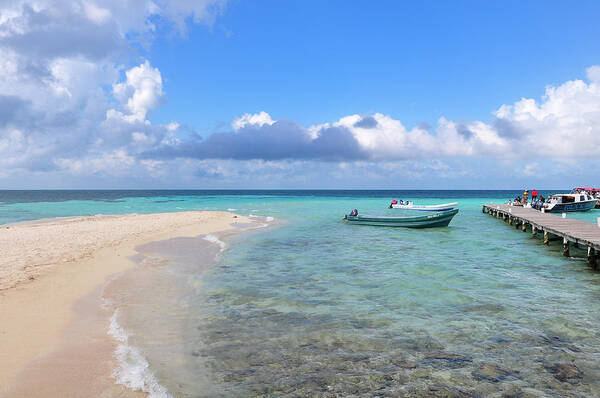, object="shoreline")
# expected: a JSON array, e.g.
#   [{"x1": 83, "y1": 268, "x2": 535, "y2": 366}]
[{"x1": 0, "y1": 211, "x2": 256, "y2": 396}]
